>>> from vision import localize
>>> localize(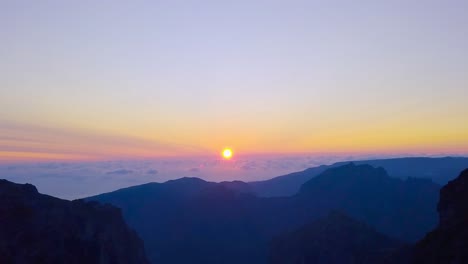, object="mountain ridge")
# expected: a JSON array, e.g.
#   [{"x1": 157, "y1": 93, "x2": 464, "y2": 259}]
[
  {"x1": 249, "y1": 157, "x2": 468, "y2": 196},
  {"x1": 88, "y1": 163, "x2": 440, "y2": 264},
  {"x1": 0, "y1": 179, "x2": 149, "y2": 264},
  {"x1": 412, "y1": 168, "x2": 468, "y2": 263}
]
